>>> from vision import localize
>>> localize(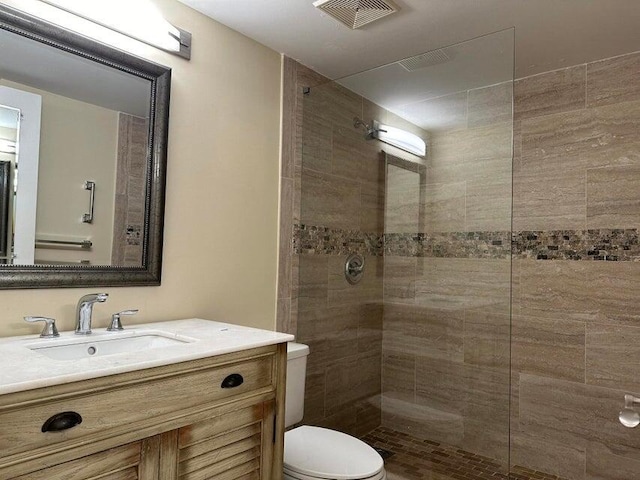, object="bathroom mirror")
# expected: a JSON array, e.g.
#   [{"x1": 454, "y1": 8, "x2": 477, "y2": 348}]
[{"x1": 0, "y1": 4, "x2": 170, "y2": 288}]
